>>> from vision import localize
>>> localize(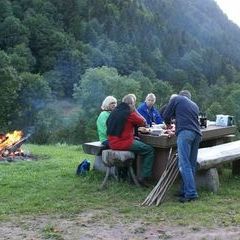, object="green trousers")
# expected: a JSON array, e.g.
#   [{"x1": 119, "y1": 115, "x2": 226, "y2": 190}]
[{"x1": 129, "y1": 140, "x2": 154, "y2": 178}]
